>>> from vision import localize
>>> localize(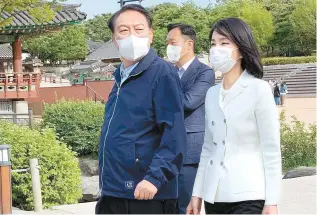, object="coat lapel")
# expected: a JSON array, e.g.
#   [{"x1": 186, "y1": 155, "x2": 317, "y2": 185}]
[
  {"x1": 180, "y1": 57, "x2": 200, "y2": 88},
  {"x1": 220, "y1": 71, "x2": 250, "y2": 109}
]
